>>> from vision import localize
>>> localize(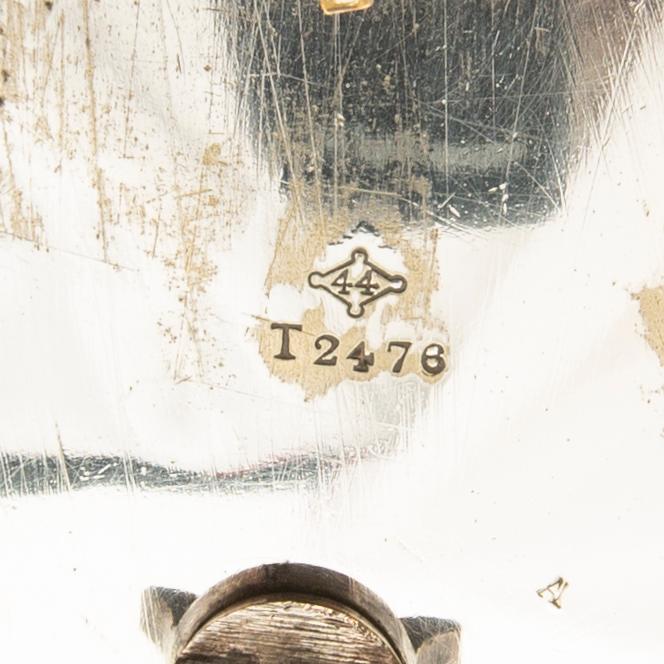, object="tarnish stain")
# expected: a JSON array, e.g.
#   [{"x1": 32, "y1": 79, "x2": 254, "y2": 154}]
[
  {"x1": 0, "y1": 1, "x2": 24, "y2": 107},
  {"x1": 0, "y1": 2, "x2": 46, "y2": 246},
  {"x1": 171, "y1": 143, "x2": 227, "y2": 382},
  {"x1": 202, "y1": 143, "x2": 225, "y2": 167},
  {"x1": 154, "y1": 0, "x2": 206, "y2": 385},
  {"x1": 168, "y1": 137, "x2": 247, "y2": 384},
  {"x1": 81, "y1": 0, "x2": 110, "y2": 262},
  {"x1": 635, "y1": 286, "x2": 664, "y2": 367},
  {"x1": 121, "y1": 0, "x2": 142, "y2": 158},
  {"x1": 257, "y1": 308, "x2": 446, "y2": 401},
  {"x1": 256, "y1": 188, "x2": 448, "y2": 398},
  {"x1": 1, "y1": 121, "x2": 45, "y2": 246},
  {"x1": 57, "y1": 10, "x2": 65, "y2": 161}
]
